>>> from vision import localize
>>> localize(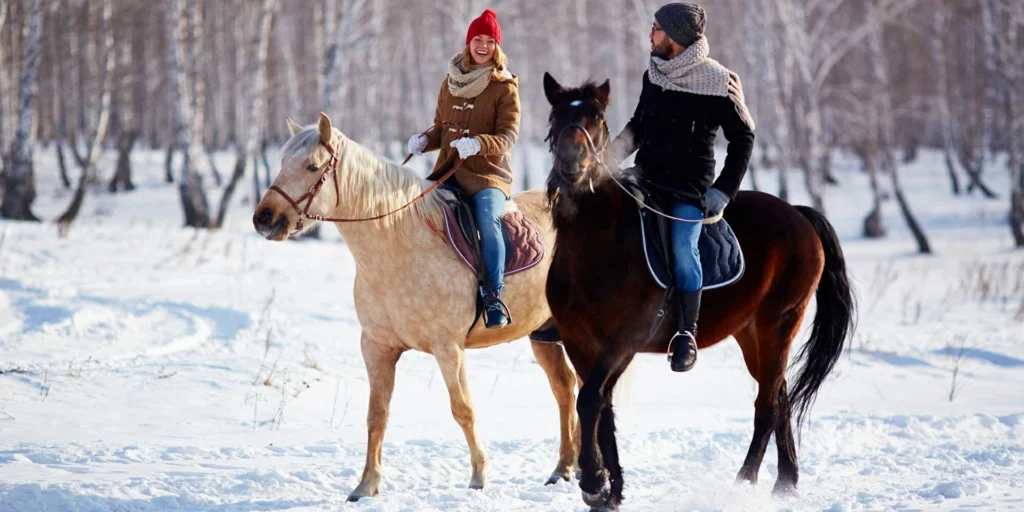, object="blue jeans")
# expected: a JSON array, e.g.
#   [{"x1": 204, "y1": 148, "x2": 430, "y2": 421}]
[
  {"x1": 670, "y1": 202, "x2": 704, "y2": 292},
  {"x1": 472, "y1": 188, "x2": 506, "y2": 295}
]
